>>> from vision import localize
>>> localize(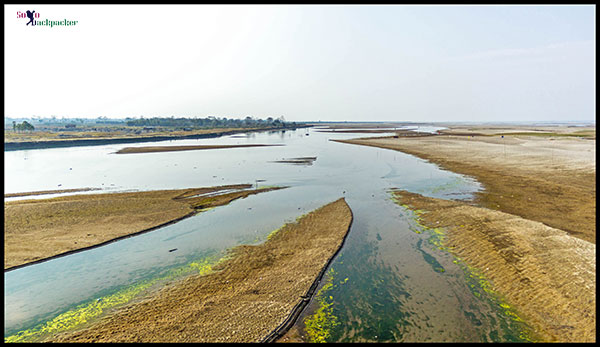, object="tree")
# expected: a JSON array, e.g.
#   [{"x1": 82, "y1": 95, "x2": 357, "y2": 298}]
[{"x1": 15, "y1": 121, "x2": 35, "y2": 132}]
